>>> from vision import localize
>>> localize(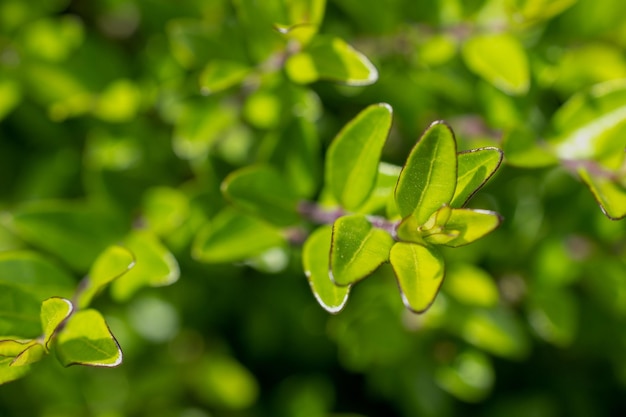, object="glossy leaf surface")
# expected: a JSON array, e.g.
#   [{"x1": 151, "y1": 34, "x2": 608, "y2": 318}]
[
  {"x1": 303, "y1": 226, "x2": 350, "y2": 314},
  {"x1": 452, "y1": 148, "x2": 504, "y2": 207},
  {"x1": 325, "y1": 103, "x2": 392, "y2": 211},
  {"x1": 425, "y1": 209, "x2": 502, "y2": 247},
  {"x1": 40, "y1": 297, "x2": 73, "y2": 349},
  {"x1": 330, "y1": 214, "x2": 394, "y2": 286}
]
